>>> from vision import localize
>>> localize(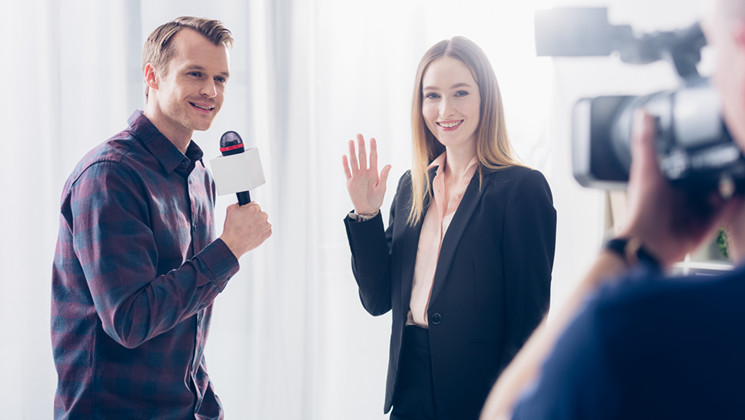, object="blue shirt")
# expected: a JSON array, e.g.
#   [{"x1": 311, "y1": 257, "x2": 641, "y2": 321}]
[
  {"x1": 512, "y1": 263, "x2": 745, "y2": 420},
  {"x1": 51, "y1": 110, "x2": 239, "y2": 419}
]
